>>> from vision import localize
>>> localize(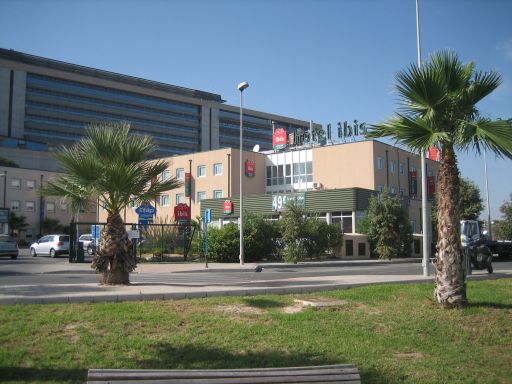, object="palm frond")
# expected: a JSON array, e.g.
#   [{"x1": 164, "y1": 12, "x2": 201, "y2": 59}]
[{"x1": 457, "y1": 118, "x2": 512, "y2": 159}]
